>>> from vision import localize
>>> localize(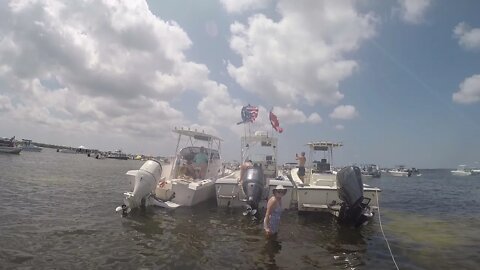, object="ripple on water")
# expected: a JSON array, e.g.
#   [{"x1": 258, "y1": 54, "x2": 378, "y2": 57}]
[{"x1": 1, "y1": 153, "x2": 480, "y2": 269}]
